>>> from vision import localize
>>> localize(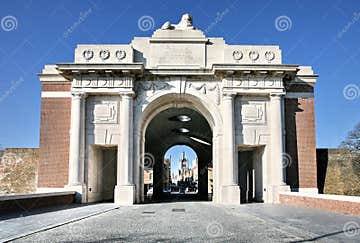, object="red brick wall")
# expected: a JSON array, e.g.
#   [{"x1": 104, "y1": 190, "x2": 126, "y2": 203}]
[
  {"x1": 280, "y1": 193, "x2": 360, "y2": 215},
  {"x1": 285, "y1": 97, "x2": 317, "y2": 189},
  {"x1": 38, "y1": 95, "x2": 71, "y2": 187},
  {"x1": 42, "y1": 83, "x2": 71, "y2": 92}
]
